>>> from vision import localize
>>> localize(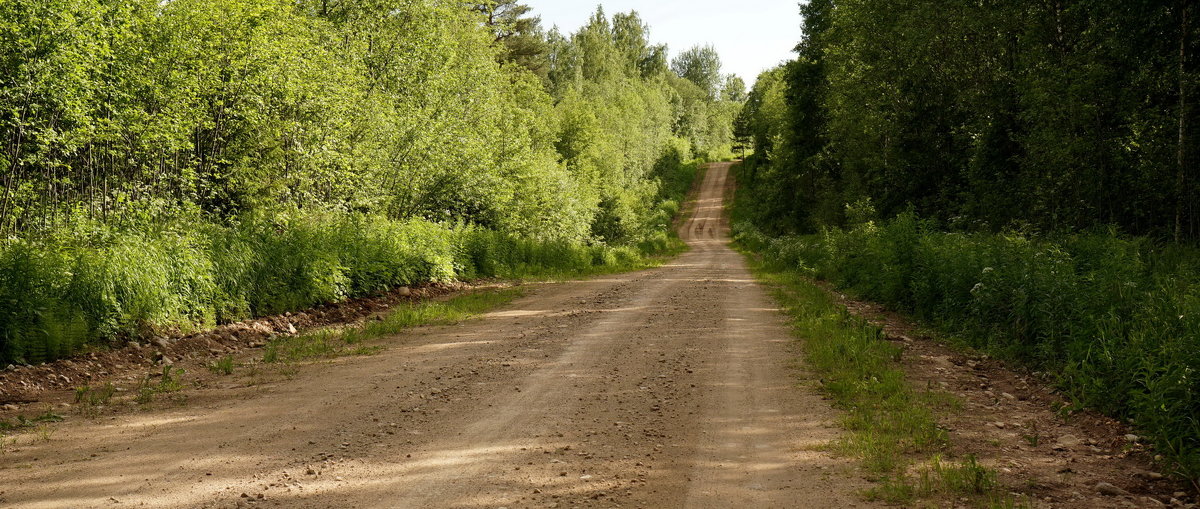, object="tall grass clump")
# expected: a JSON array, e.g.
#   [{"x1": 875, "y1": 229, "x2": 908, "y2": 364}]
[
  {"x1": 0, "y1": 183, "x2": 692, "y2": 367},
  {"x1": 0, "y1": 243, "x2": 86, "y2": 364},
  {"x1": 734, "y1": 213, "x2": 1200, "y2": 482}
]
